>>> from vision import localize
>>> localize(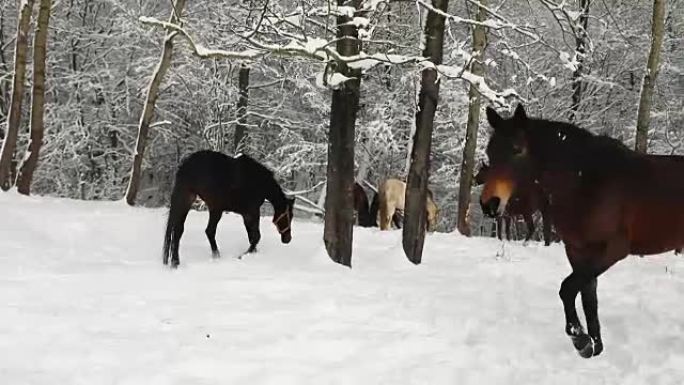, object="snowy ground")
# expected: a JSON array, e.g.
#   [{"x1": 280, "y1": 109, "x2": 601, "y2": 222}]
[{"x1": 1, "y1": 192, "x2": 684, "y2": 384}]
